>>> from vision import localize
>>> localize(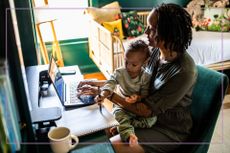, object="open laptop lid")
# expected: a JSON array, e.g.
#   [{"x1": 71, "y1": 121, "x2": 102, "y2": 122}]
[
  {"x1": 48, "y1": 56, "x2": 95, "y2": 107},
  {"x1": 48, "y1": 56, "x2": 65, "y2": 103}
]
